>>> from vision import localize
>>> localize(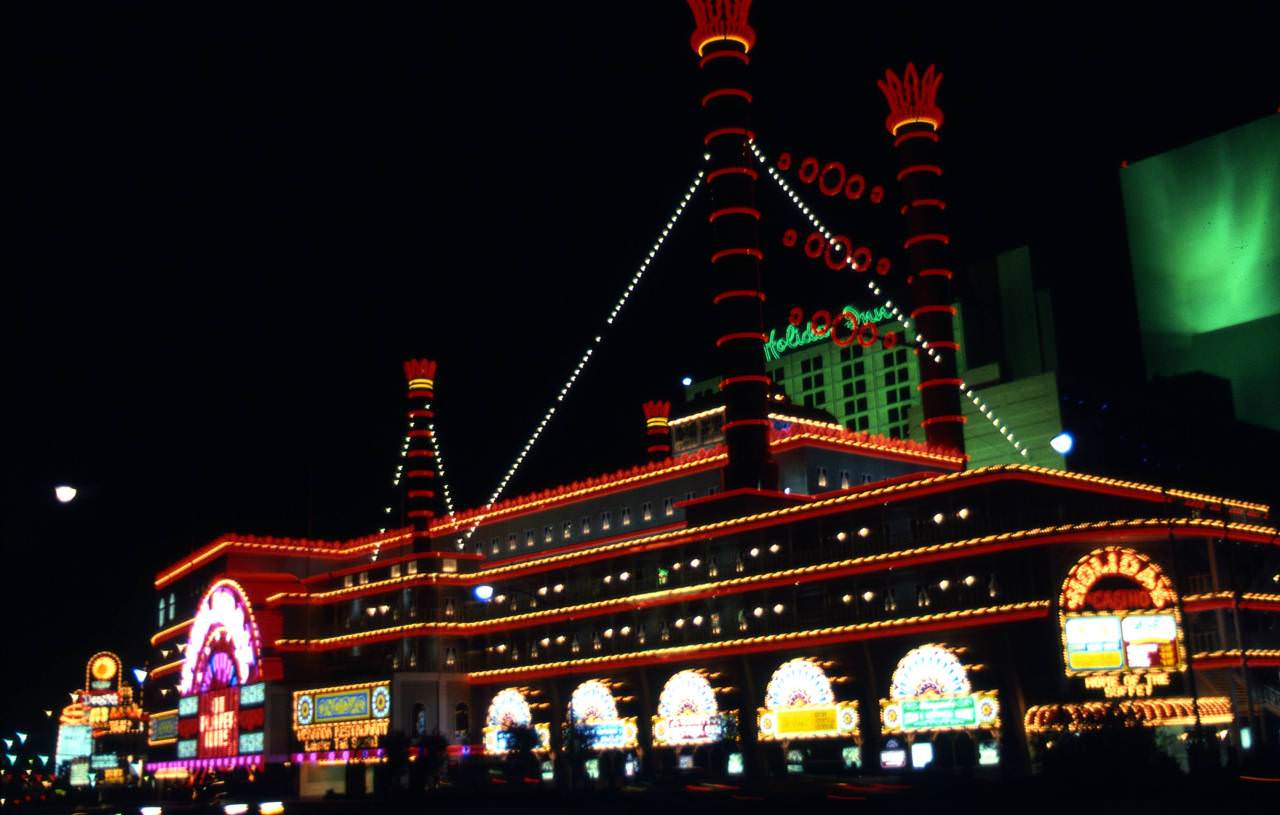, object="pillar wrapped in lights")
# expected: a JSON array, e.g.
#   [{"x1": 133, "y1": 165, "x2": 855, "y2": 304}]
[
  {"x1": 403, "y1": 358, "x2": 438, "y2": 548},
  {"x1": 878, "y1": 64, "x2": 965, "y2": 457},
  {"x1": 641, "y1": 400, "x2": 673, "y2": 463},
  {"x1": 688, "y1": 0, "x2": 777, "y2": 491}
]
